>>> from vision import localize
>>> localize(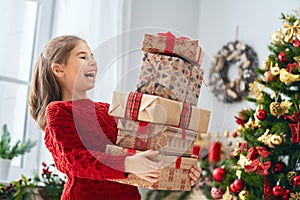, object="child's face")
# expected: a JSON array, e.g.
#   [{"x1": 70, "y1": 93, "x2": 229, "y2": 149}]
[{"x1": 60, "y1": 41, "x2": 98, "y2": 98}]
